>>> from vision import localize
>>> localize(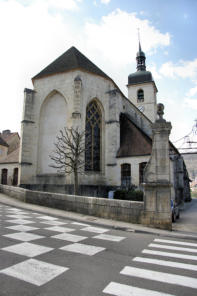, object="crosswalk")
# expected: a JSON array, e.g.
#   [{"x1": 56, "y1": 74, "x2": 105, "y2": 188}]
[{"x1": 103, "y1": 237, "x2": 197, "y2": 295}]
